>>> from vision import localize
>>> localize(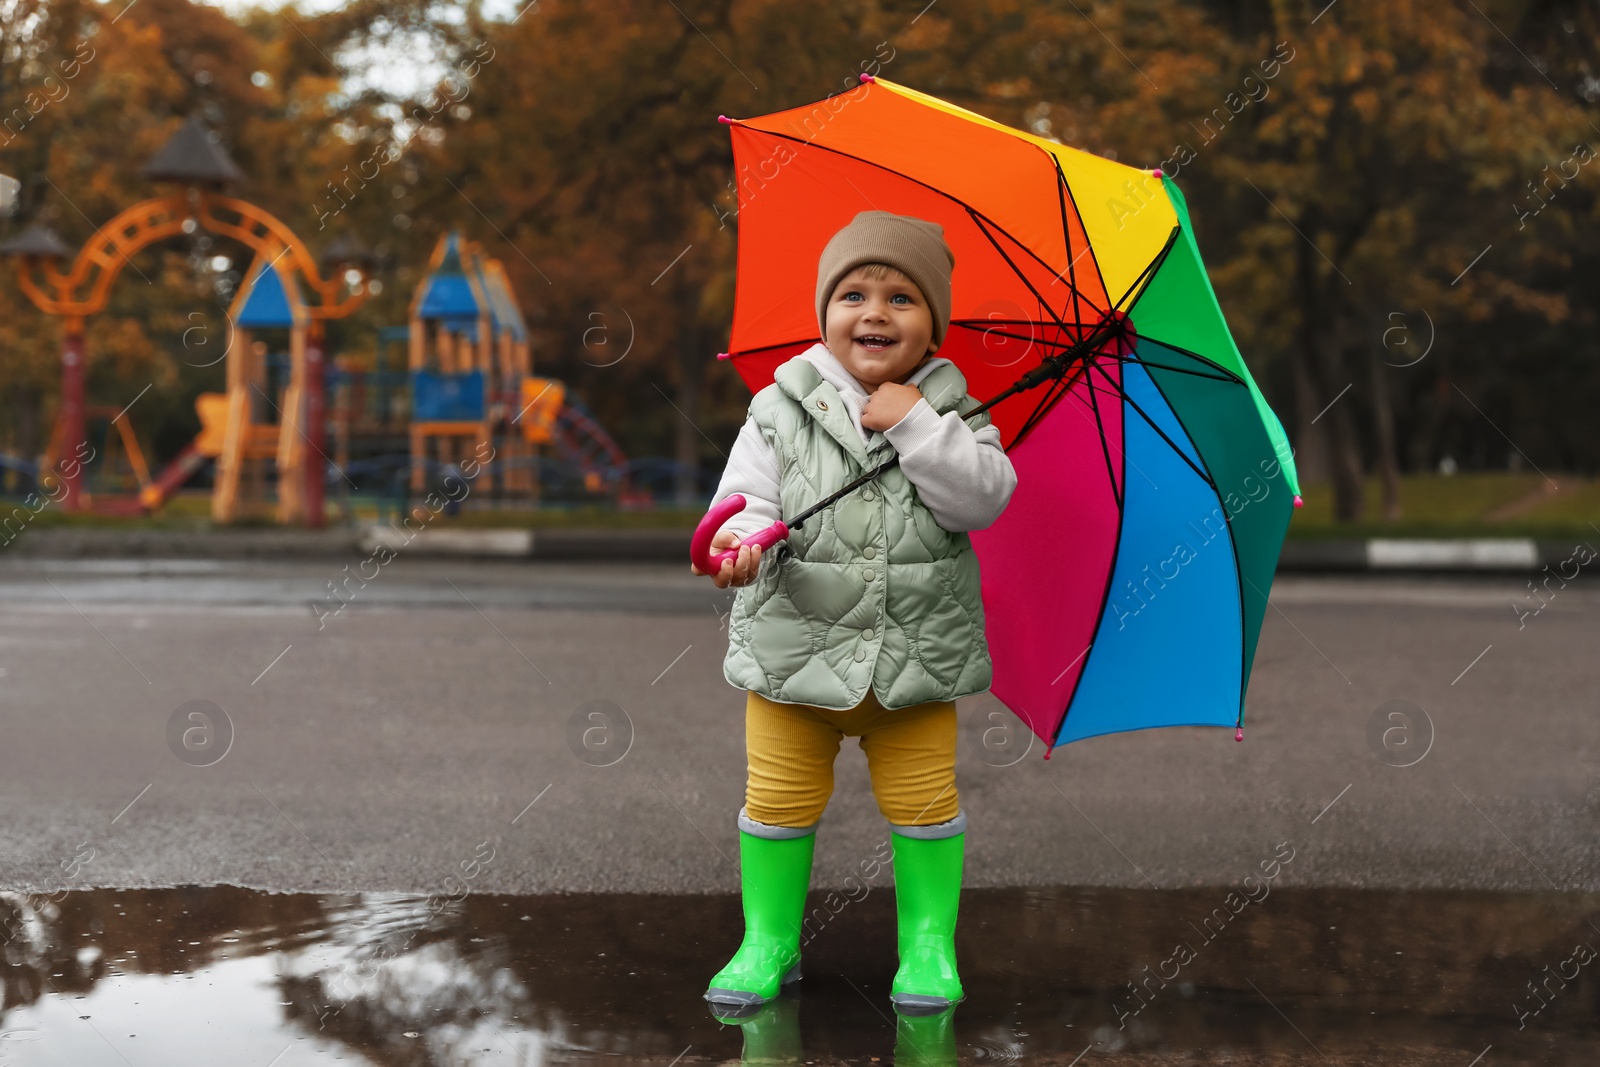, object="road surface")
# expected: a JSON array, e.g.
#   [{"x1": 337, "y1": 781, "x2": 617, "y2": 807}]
[{"x1": 1, "y1": 556, "x2": 1593, "y2": 895}]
